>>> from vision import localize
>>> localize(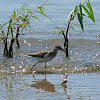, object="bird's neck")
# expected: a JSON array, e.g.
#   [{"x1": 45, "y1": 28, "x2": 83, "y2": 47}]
[{"x1": 53, "y1": 48, "x2": 59, "y2": 53}]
